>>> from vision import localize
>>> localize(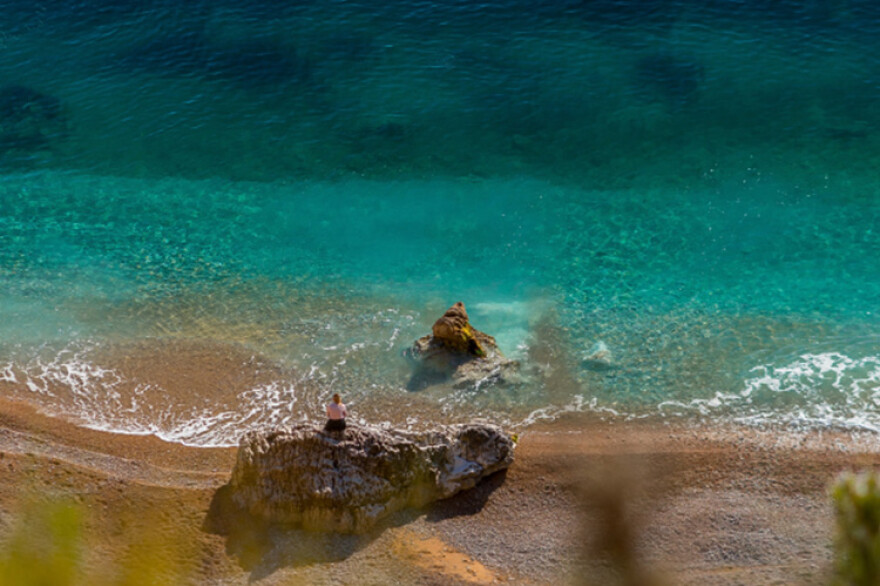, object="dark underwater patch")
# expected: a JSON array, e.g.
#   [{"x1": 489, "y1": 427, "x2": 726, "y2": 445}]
[
  {"x1": 633, "y1": 53, "x2": 705, "y2": 109},
  {"x1": 117, "y1": 31, "x2": 208, "y2": 75},
  {"x1": 202, "y1": 41, "x2": 313, "y2": 86},
  {"x1": 116, "y1": 33, "x2": 312, "y2": 87},
  {"x1": 0, "y1": 85, "x2": 66, "y2": 154}
]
